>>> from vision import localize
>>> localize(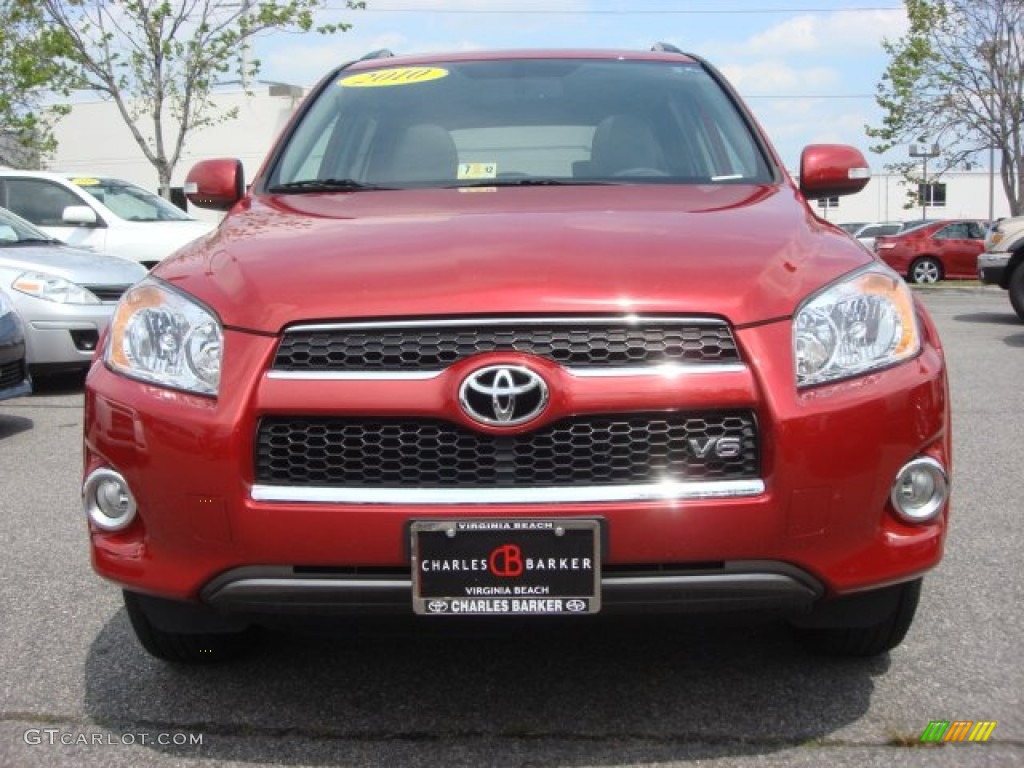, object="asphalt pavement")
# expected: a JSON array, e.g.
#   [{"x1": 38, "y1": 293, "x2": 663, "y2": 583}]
[{"x1": 0, "y1": 286, "x2": 1021, "y2": 767}]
